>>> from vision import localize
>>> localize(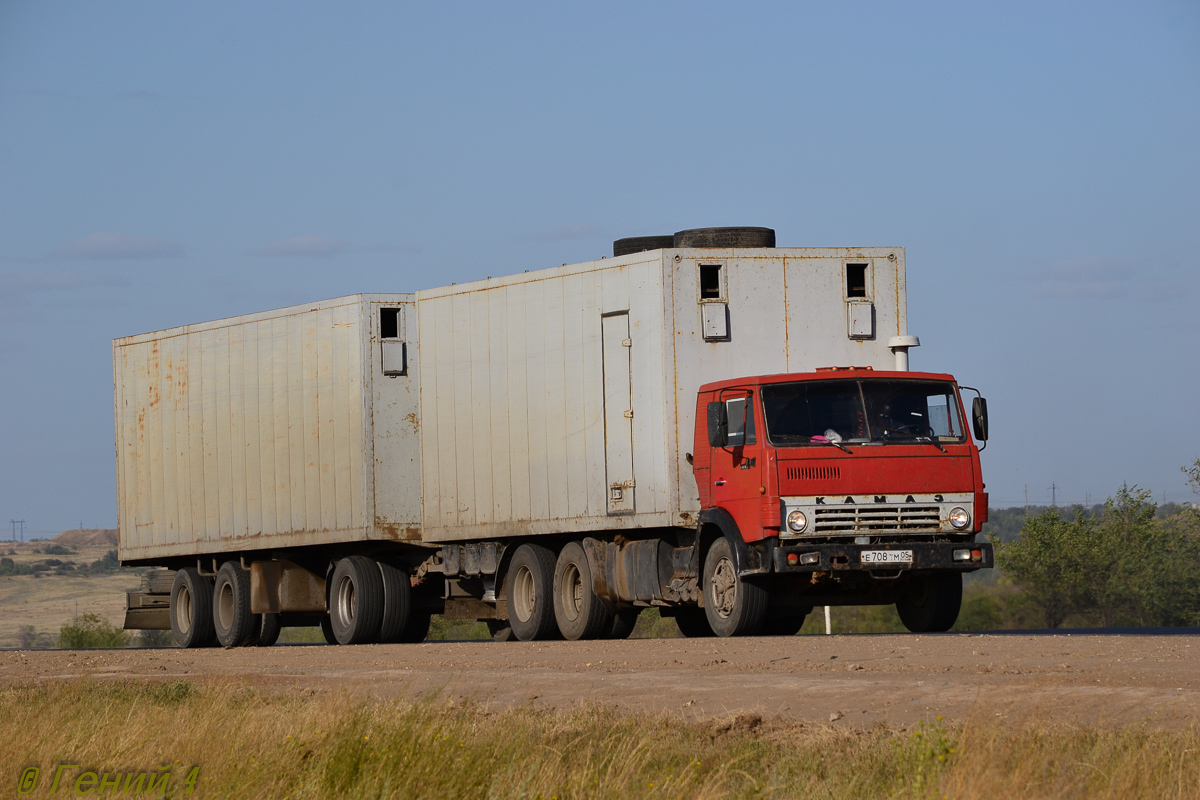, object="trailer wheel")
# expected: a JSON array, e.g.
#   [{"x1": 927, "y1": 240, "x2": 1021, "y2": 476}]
[
  {"x1": 487, "y1": 620, "x2": 515, "y2": 641},
  {"x1": 320, "y1": 615, "x2": 337, "y2": 644},
  {"x1": 212, "y1": 562, "x2": 257, "y2": 648},
  {"x1": 170, "y1": 568, "x2": 216, "y2": 648},
  {"x1": 606, "y1": 608, "x2": 641, "y2": 639},
  {"x1": 256, "y1": 613, "x2": 281, "y2": 647},
  {"x1": 377, "y1": 561, "x2": 413, "y2": 643},
  {"x1": 329, "y1": 556, "x2": 385, "y2": 645},
  {"x1": 553, "y1": 541, "x2": 613, "y2": 640},
  {"x1": 702, "y1": 537, "x2": 768, "y2": 637},
  {"x1": 505, "y1": 543, "x2": 558, "y2": 641},
  {"x1": 896, "y1": 573, "x2": 962, "y2": 633}
]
